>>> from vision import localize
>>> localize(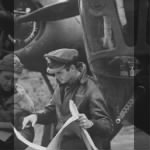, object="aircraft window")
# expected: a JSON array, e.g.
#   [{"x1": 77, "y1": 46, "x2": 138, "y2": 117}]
[
  {"x1": 80, "y1": 0, "x2": 149, "y2": 58},
  {"x1": 80, "y1": 0, "x2": 116, "y2": 53},
  {"x1": 85, "y1": 16, "x2": 116, "y2": 52}
]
